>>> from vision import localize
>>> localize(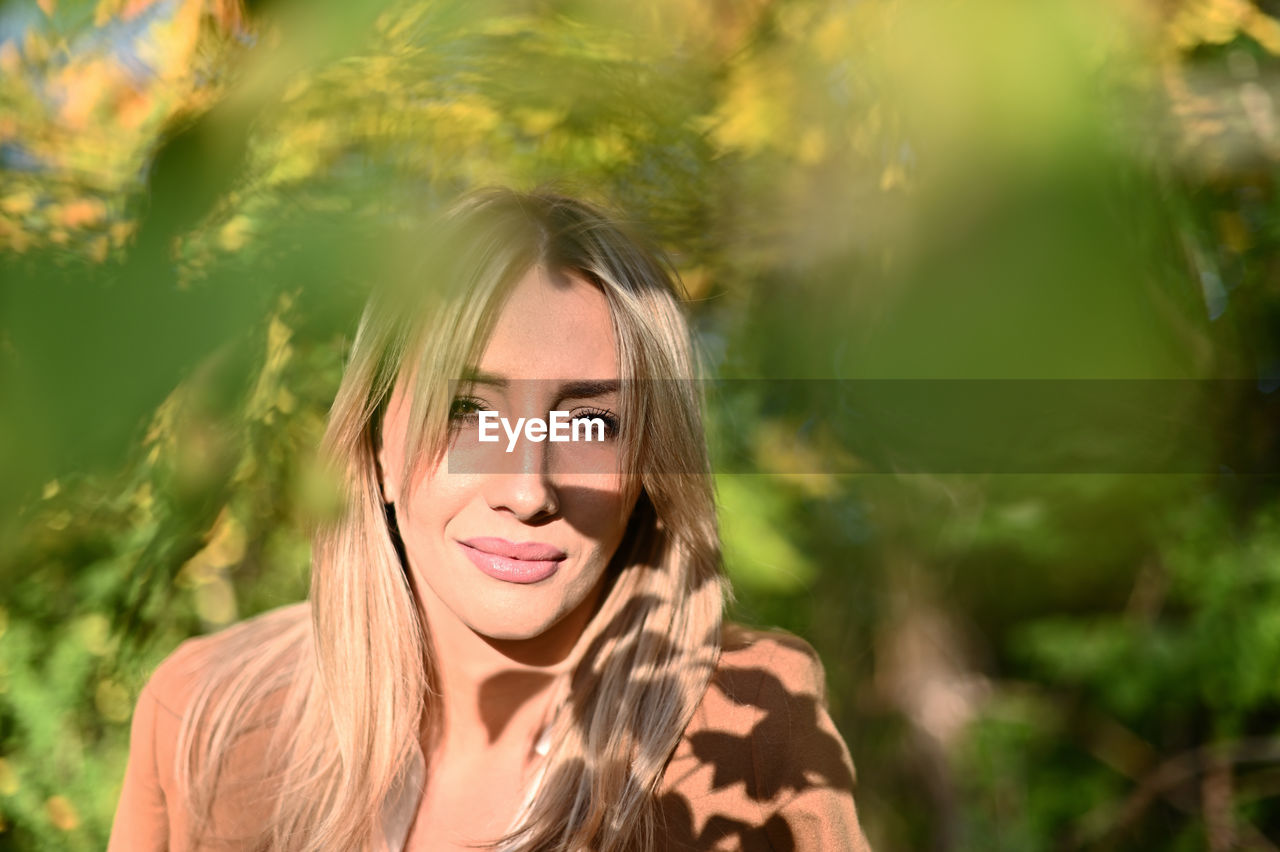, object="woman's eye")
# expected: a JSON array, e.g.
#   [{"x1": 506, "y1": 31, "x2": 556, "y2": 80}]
[
  {"x1": 571, "y1": 408, "x2": 620, "y2": 440},
  {"x1": 449, "y1": 396, "x2": 487, "y2": 422}
]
